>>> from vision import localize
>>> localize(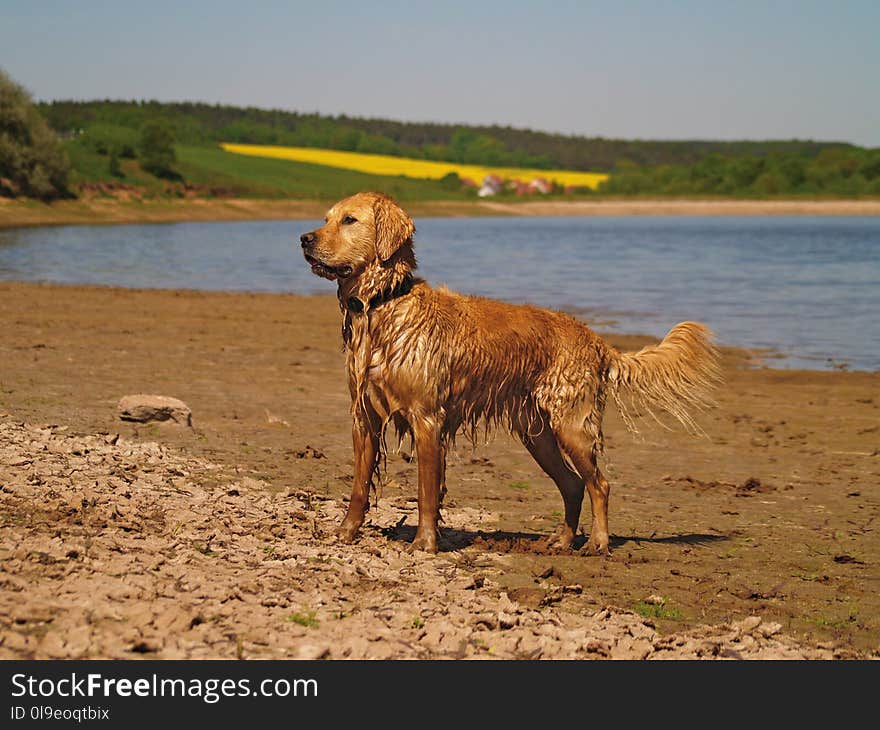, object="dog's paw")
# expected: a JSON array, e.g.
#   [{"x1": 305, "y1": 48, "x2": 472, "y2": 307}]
[
  {"x1": 542, "y1": 527, "x2": 576, "y2": 552},
  {"x1": 583, "y1": 535, "x2": 611, "y2": 557},
  {"x1": 409, "y1": 530, "x2": 439, "y2": 554},
  {"x1": 336, "y1": 522, "x2": 361, "y2": 543}
]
